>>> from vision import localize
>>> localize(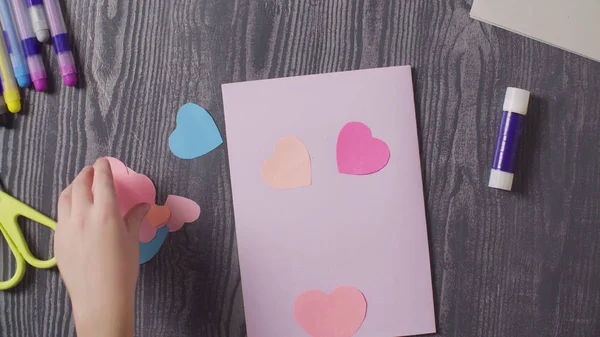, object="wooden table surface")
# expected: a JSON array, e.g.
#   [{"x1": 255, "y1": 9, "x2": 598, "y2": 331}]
[{"x1": 1, "y1": 1, "x2": 599, "y2": 336}]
